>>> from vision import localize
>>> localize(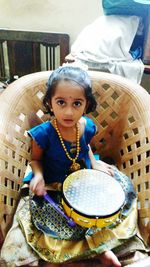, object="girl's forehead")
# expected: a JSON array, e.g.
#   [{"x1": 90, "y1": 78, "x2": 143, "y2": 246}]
[{"x1": 53, "y1": 80, "x2": 85, "y2": 96}]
